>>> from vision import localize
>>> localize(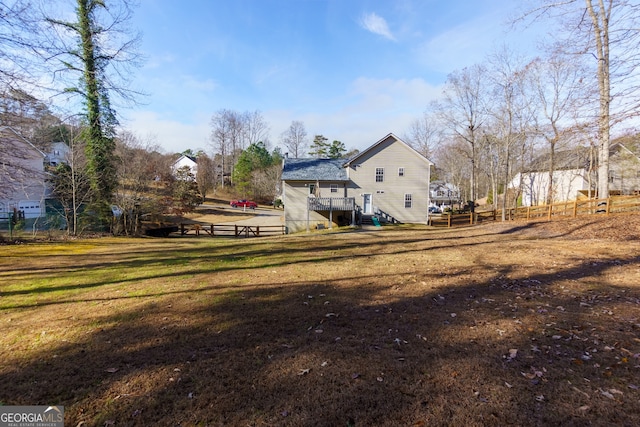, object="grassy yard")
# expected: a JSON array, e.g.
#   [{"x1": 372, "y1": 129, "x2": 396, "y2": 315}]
[{"x1": 1, "y1": 216, "x2": 639, "y2": 426}]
